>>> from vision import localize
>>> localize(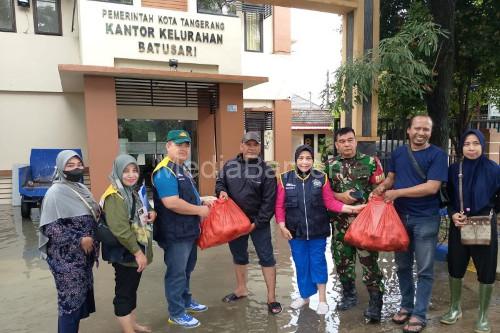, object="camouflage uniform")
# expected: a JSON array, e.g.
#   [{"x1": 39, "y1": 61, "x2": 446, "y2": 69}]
[{"x1": 325, "y1": 152, "x2": 385, "y2": 292}]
